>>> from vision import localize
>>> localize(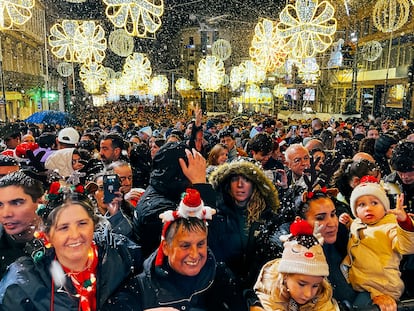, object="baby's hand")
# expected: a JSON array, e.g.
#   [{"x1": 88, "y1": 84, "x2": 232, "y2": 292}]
[
  {"x1": 339, "y1": 212, "x2": 351, "y2": 225},
  {"x1": 372, "y1": 294, "x2": 397, "y2": 311},
  {"x1": 388, "y1": 193, "x2": 407, "y2": 222}
]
